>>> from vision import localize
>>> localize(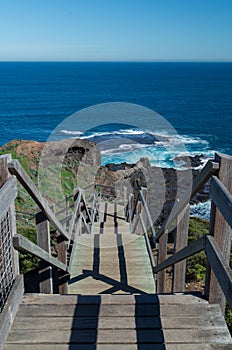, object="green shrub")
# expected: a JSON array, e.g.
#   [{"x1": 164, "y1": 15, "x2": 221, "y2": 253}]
[
  {"x1": 186, "y1": 217, "x2": 209, "y2": 283},
  {"x1": 225, "y1": 304, "x2": 232, "y2": 334}
]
